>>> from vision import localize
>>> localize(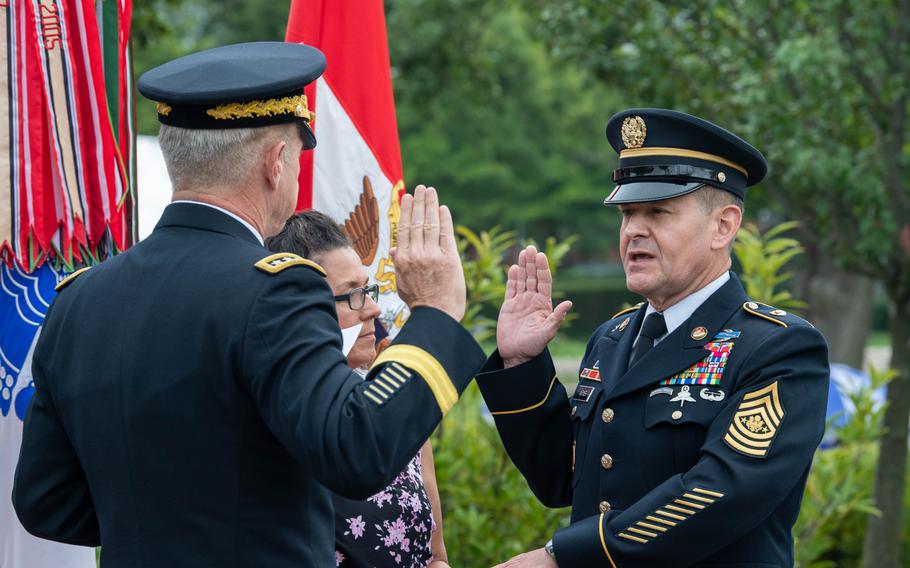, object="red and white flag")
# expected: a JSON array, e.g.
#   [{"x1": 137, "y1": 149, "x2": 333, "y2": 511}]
[{"x1": 285, "y1": 0, "x2": 409, "y2": 334}]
